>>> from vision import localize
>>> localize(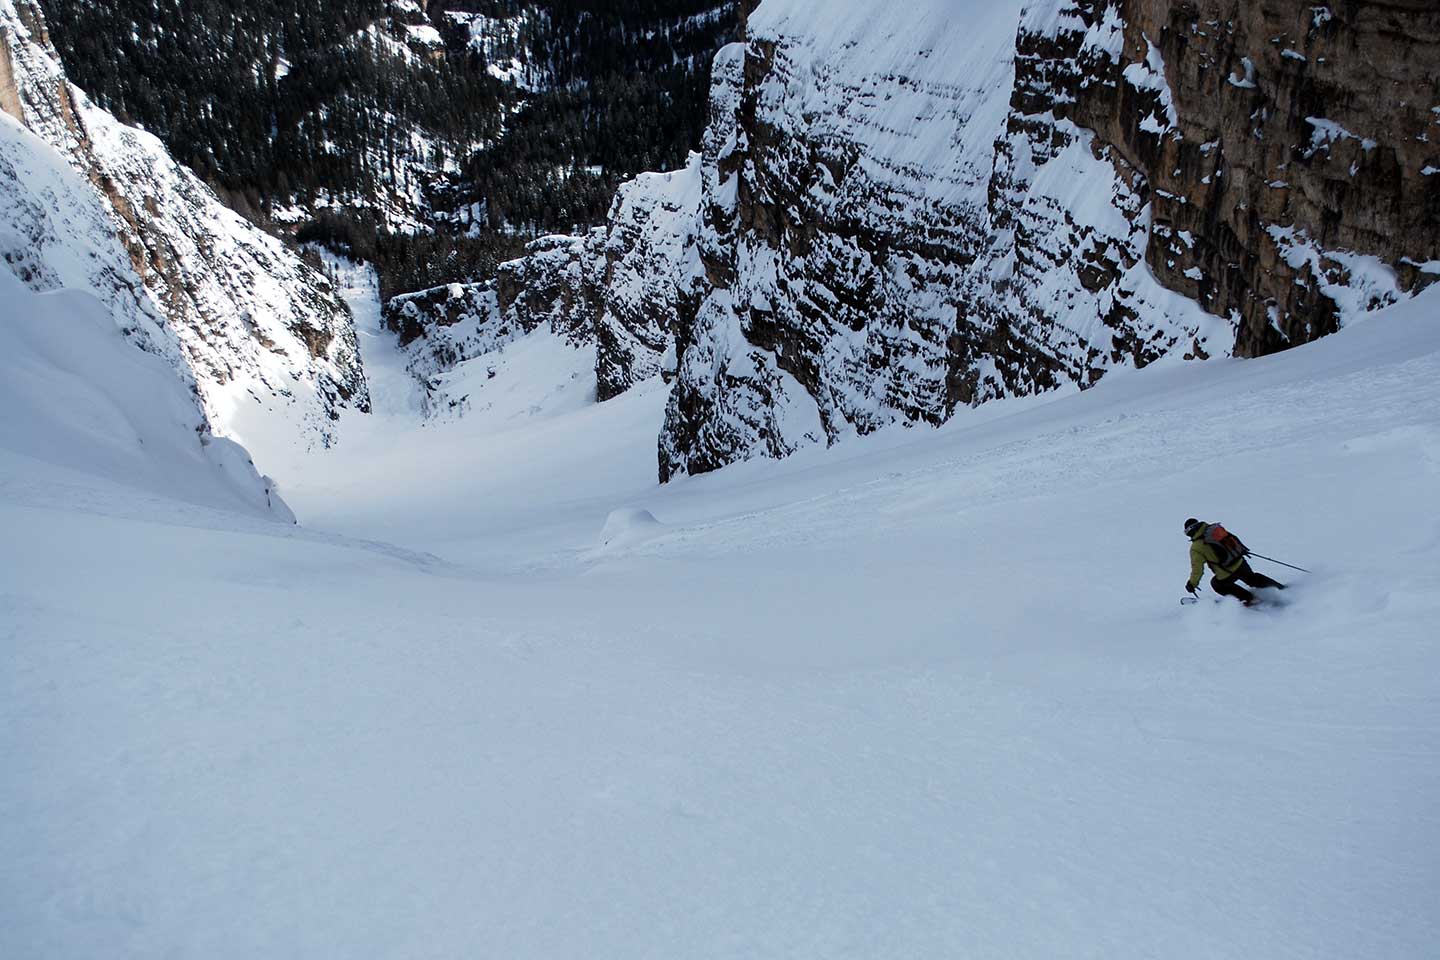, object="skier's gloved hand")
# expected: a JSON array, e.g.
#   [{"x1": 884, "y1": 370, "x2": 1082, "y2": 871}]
[{"x1": 1185, "y1": 583, "x2": 1198, "y2": 595}]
